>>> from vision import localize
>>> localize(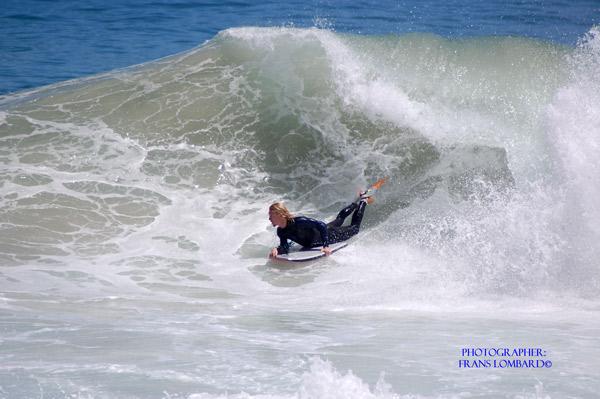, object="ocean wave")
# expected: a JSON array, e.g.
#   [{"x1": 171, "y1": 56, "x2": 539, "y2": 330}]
[{"x1": 0, "y1": 27, "x2": 598, "y2": 301}]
